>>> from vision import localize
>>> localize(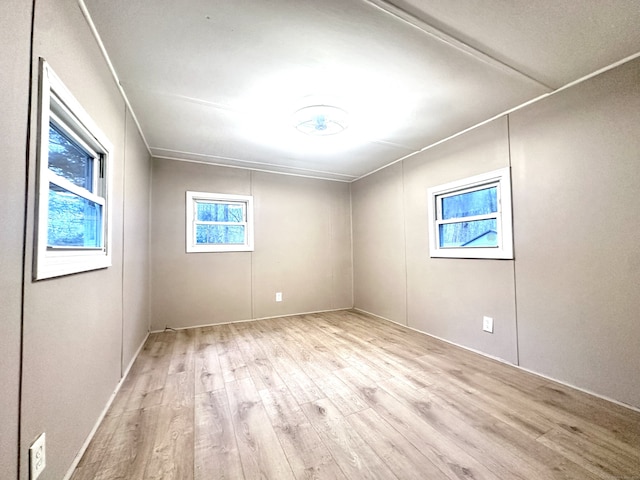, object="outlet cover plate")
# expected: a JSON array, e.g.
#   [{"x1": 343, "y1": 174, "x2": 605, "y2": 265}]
[
  {"x1": 275, "y1": 292, "x2": 282, "y2": 302},
  {"x1": 29, "y1": 432, "x2": 46, "y2": 479},
  {"x1": 482, "y1": 316, "x2": 494, "y2": 333}
]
